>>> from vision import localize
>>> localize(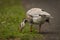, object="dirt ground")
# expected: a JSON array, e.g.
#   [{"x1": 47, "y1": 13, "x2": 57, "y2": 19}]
[{"x1": 21, "y1": 0, "x2": 60, "y2": 40}]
